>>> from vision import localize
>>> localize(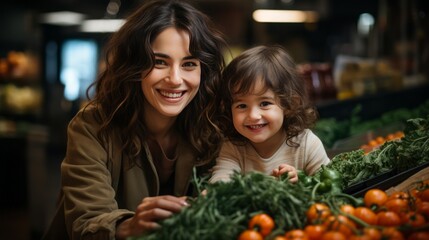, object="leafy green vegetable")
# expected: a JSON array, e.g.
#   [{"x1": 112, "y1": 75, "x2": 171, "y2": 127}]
[
  {"x1": 131, "y1": 171, "x2": 313, "y2": 240},
  {"x1": 319, "y1": 115, "x2": 429, "y2": 189},
  {"x1": 395, "y1": 117, "x2": 429, "y2": 171}
]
